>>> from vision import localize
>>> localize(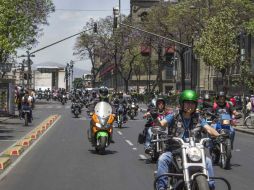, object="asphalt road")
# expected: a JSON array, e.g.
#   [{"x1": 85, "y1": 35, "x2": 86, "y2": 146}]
[{"x1": 0, "y1": 101, "x2": 253, "y2": 190}]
